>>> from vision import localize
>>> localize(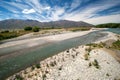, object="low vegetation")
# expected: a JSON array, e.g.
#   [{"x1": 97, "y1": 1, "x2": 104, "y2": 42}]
[
  {"x1": 0, "y1": 26, "x2": 40, "y2": 41},
  {"x1": 24, "y1": 26, "x2": 32, "y2": 31},
  {"x1": 24, "y1": 26, "x2": 40, "y2": 32},
  {"x1": 0, "y1": 30, "x2": 32, "y2": 41},
  {"x1": 86, "y1": 42, "x2": 106, "y2": 48},
  {"x1": 95, "y1": 23, "x2": 120, "y2": 28},
  {"x1": 92, "y1": 59, "x2": 100, "y2": 69},
  {"x1": 89, "y1": 62, "x2": 92, "y2": 67},
  {"x1": 32, "y1": 26, "x2": 40, "y2": 32},
  {"x1": 85, "y1": 47, "x2": 92, "y2": 53},
  {"x1": 35, "y1": 64, "x2": 41, "y2": 68},
  {"x1": 68, "y1": 27, "x2": 91, "y2": 32},
  {"x1": 111, "y1": 40, "x2": 120, "y2": 50}
]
